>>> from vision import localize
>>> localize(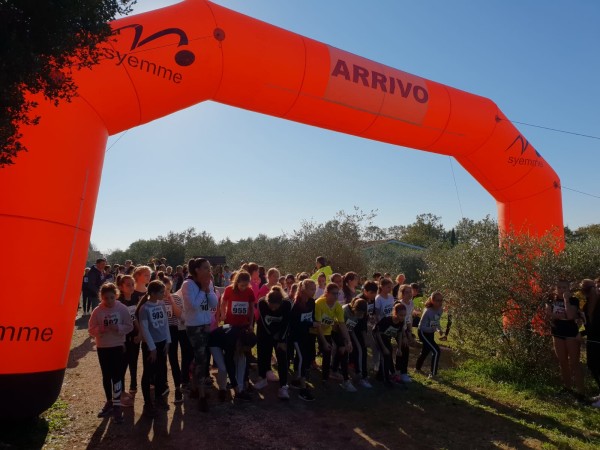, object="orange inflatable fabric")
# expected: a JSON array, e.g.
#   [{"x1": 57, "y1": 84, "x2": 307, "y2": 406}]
[{"x1": 0, "y1": 0, "x2": 563, "y2": 418}]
